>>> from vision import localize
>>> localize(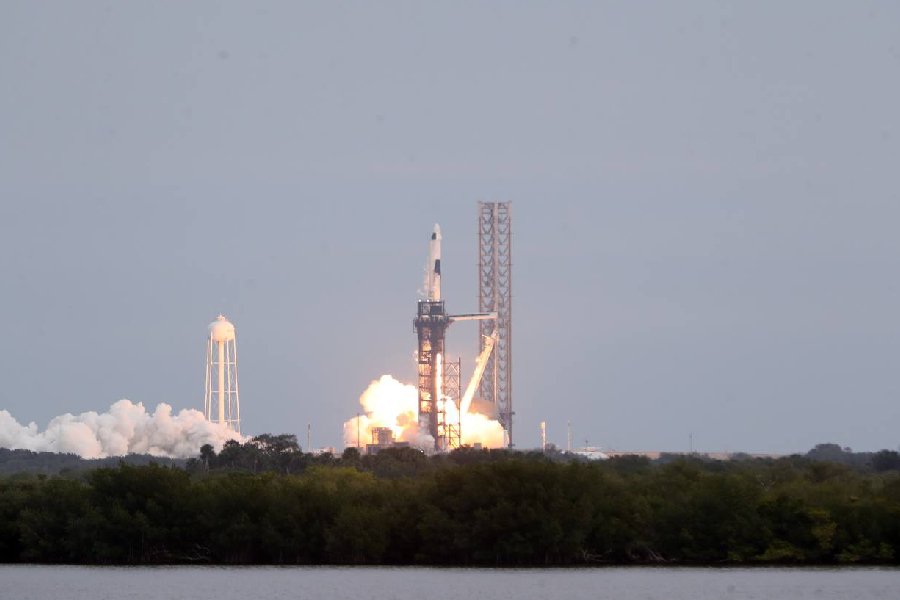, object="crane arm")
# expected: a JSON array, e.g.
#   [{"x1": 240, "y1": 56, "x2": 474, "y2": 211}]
[{"x1": 448, "y1": 312, "x2": 497, "y2": 323}]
